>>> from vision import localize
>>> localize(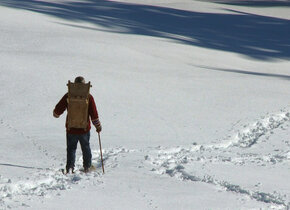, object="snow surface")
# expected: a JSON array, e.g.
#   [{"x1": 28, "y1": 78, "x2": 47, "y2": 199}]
[{"x1": 0, "y1": 0, "x2": 289, "y2": 209}]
